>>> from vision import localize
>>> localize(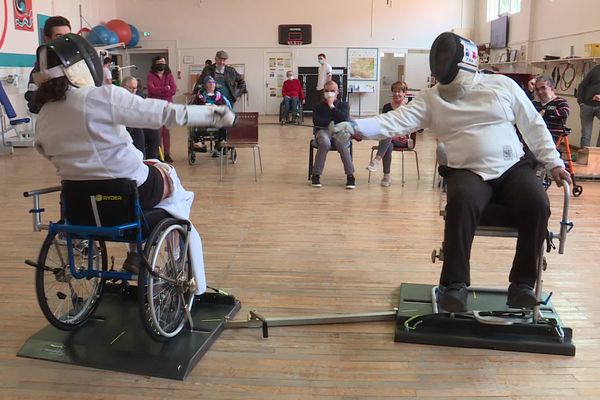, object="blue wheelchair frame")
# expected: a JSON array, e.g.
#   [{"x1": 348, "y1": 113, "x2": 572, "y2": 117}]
[{"x1": 24, "y1": 179, "x2": 194, "y2": 341}]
